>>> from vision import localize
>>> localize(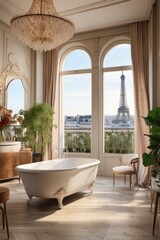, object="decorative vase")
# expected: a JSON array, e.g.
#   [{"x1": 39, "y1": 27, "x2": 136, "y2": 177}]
[{"x1": 0, "y1": 129, "x2": 5, "y2": 143}]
